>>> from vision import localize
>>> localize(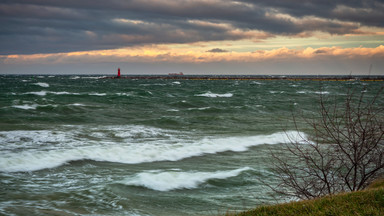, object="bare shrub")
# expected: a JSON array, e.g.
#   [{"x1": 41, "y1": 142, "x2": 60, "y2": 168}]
[{"x1": 272, "y1": 85, "x2": 384, "y2": 199}]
